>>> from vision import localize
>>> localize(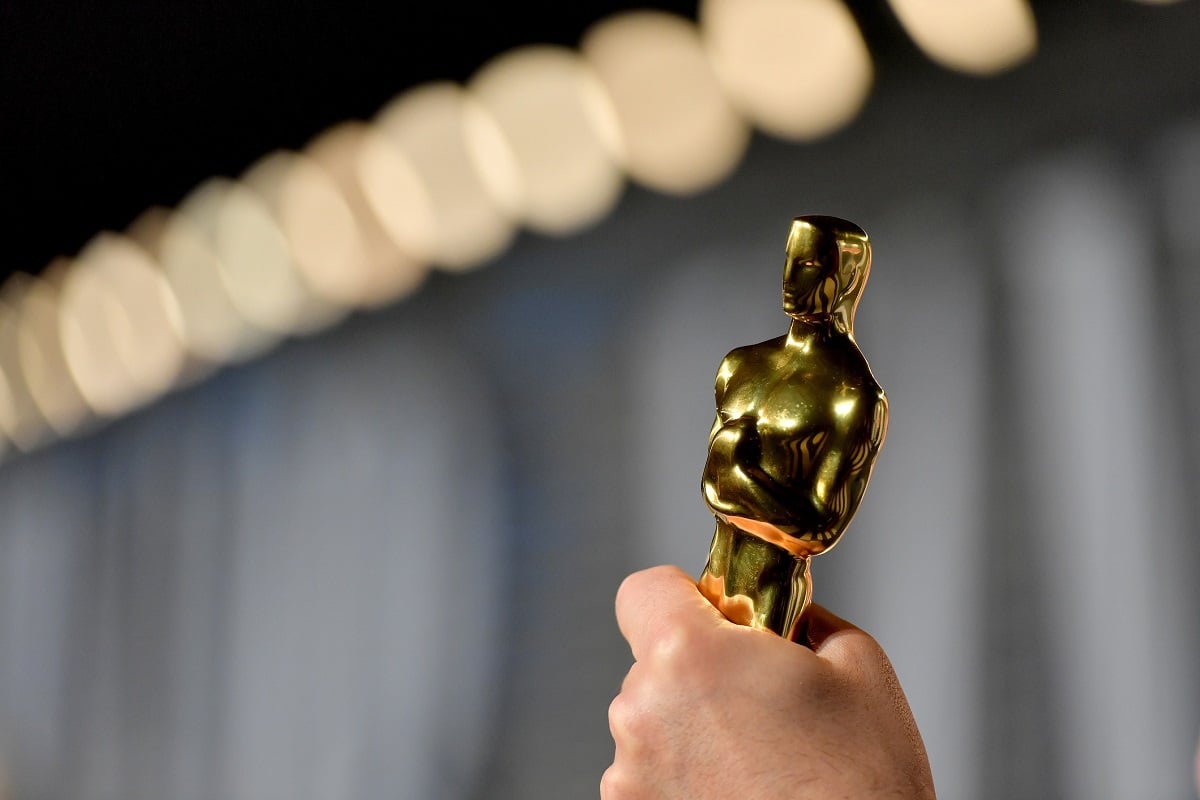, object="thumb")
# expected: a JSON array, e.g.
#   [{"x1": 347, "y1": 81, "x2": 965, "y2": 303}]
[
  {"x1": 802, "y1": 604, "x2": 891, "y2": 674},
  {"x1": 801, "y1": 603, "x2": 861, "y2": 650}
]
